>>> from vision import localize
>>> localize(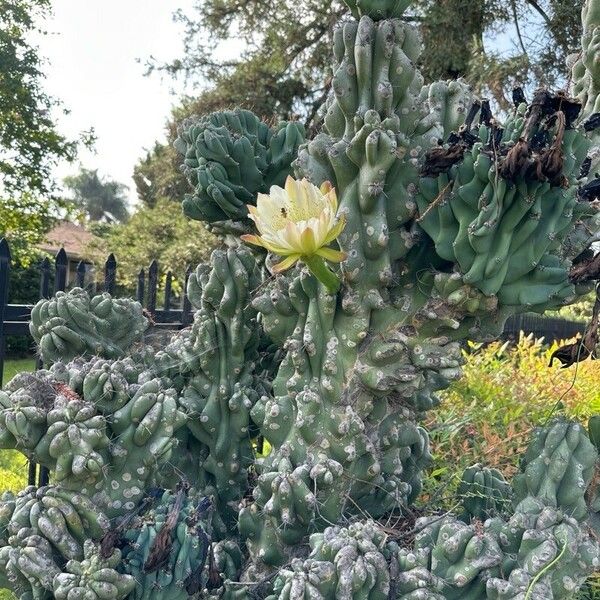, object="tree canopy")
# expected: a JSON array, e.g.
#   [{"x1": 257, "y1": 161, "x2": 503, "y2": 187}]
[
  {"x1": 0, "y1": 0, "x2": 89, "y2": 196},
  {"x1": 137, "y1": 0, "x2": 584, "y2": 207},
  {"x1": 87, "y1": 199, "x2": 217, "y2": 296},
  {"x1": 63, "y1": 168, "x2": 129, "y2": 223},
  {"x1": 0, "y1": 194, "x2": 58, "y2": 267}
]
